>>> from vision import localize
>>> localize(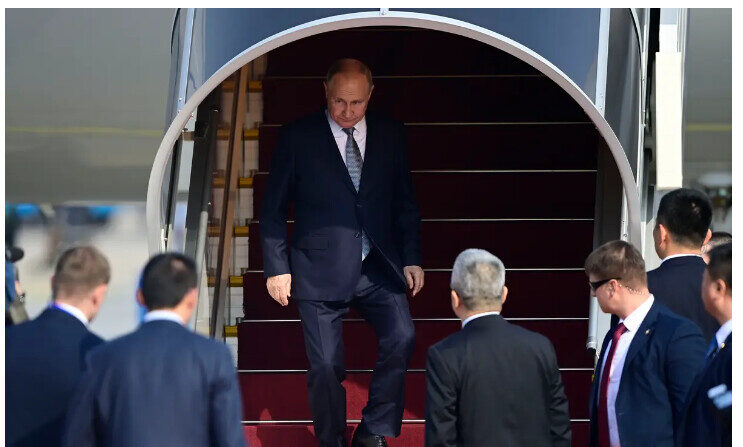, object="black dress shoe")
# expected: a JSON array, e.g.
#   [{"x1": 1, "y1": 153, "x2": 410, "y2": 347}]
[{"x1": 350, "y1": 423, "x2": 388, "y2": 447}]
